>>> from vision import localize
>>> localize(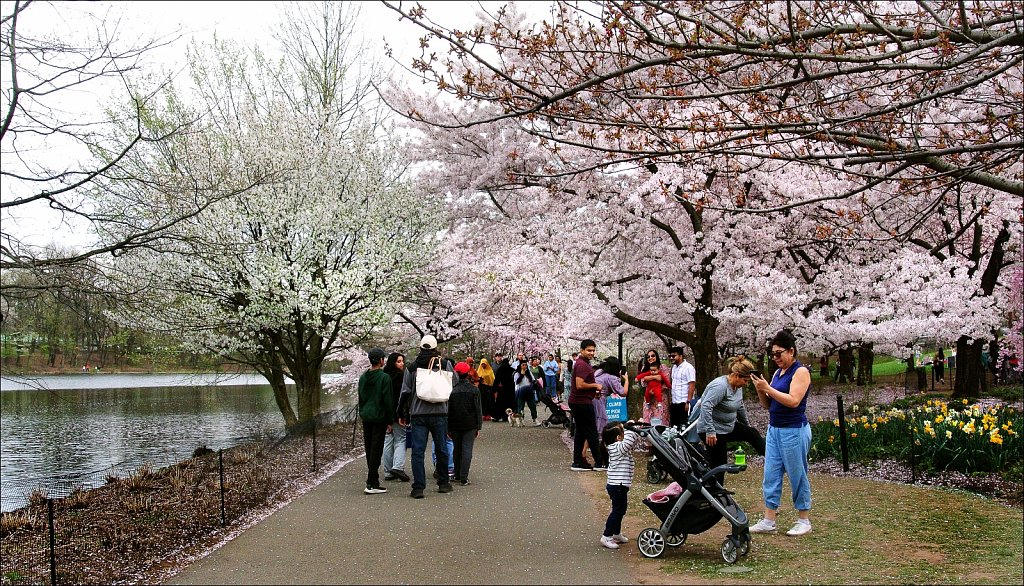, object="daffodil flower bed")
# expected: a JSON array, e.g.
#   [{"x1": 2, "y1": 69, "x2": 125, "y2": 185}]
[{"x1": 810, "y1": 399, "x2": 1022, "y2": 474}]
